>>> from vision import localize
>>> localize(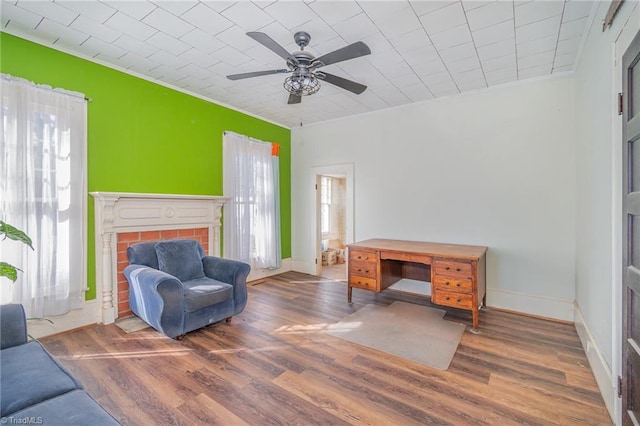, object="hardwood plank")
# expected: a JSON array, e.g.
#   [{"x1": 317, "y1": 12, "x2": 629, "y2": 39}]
[
  {"x1": 347, "y1": 354, "x2": 541, "y2": 425},
  {"x1": 177, "y1": 393, "x2": 249, "y2": 426},
  {"x1": 297, "y1": 367, "x2": 452, "y2": 424},
  {"x1": 489, "y1": 374, "x2": 611, "y2": 425}
]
